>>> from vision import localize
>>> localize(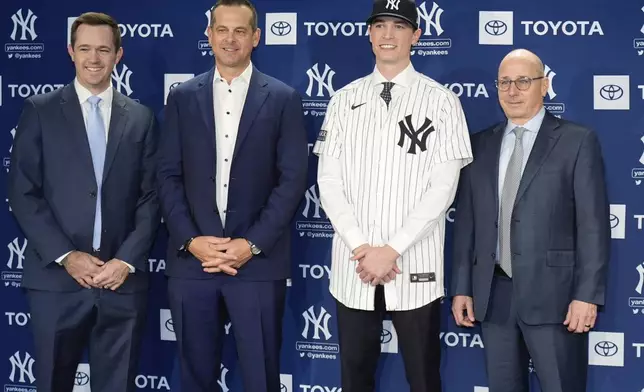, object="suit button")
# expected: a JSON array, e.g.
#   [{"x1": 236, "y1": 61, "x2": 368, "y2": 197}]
[
  {"x1": 210, "y1": 176, "x2": 215, "y2": 182},
  {"x1": 494, "y1": 221, "x2": 498, "y2": 228},
  {"x1": 89, "y1": 191, "x2": 97, "y2": 198},
  {"x1": 491, "y1": 253, "x2": 496, "y2": 259}
]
